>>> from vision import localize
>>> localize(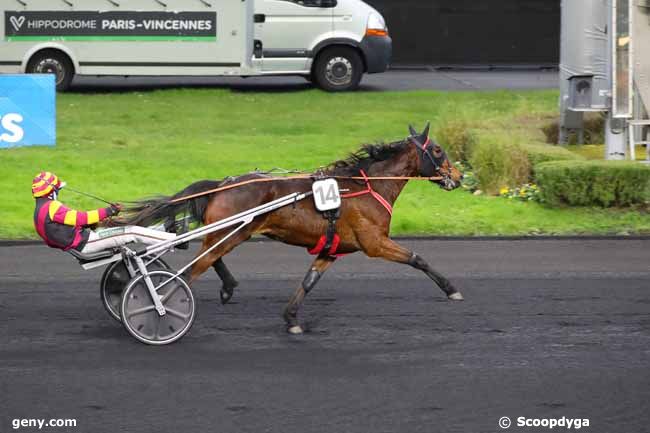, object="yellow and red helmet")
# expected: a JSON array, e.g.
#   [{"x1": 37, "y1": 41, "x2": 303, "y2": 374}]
[{"x1": 32, "y1": 172, "x2": 65, "y2": 198}]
